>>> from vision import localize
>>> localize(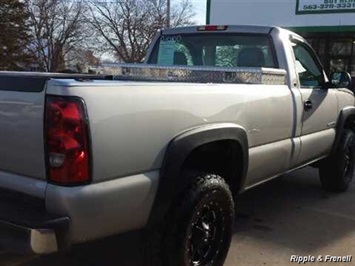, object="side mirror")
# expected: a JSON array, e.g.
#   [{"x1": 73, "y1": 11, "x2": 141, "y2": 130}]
[{"x1": 330, "y1": 71, "x2": 352, "y2": 89}]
